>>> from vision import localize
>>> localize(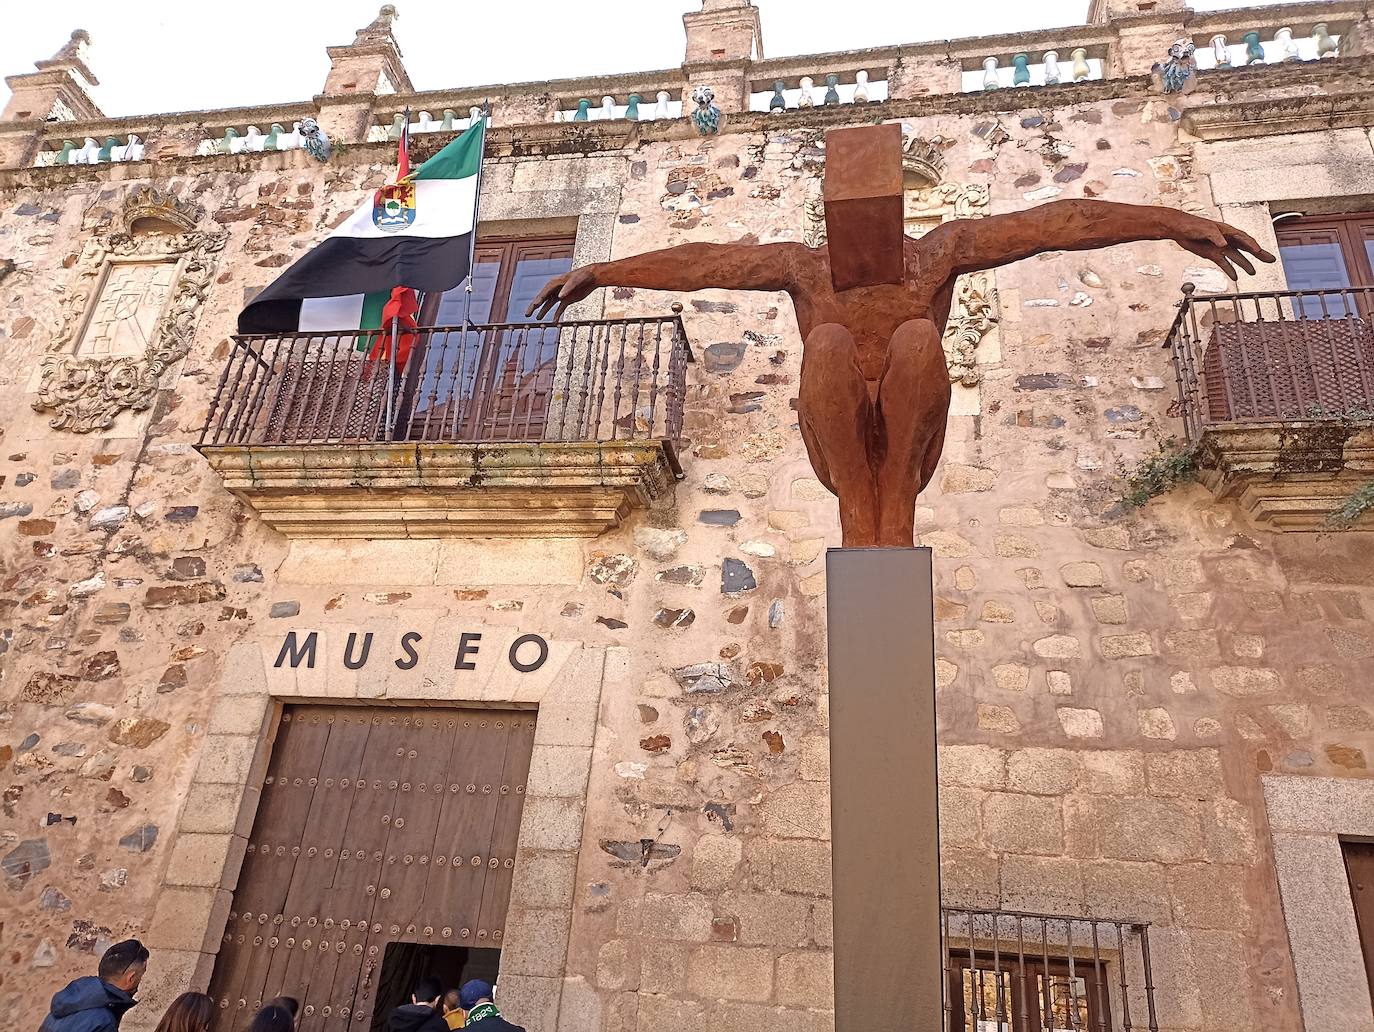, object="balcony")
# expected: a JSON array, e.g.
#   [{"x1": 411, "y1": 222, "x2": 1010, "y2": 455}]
[
  {"x1": 1165, "y1": 285, "x2": 1374, "y2": 530},
  {"x1": 196, "y1": 313, "x2": 691, "y2": 538},
  {"x1": 942, "y1": 907, "x2": 1159, "y2": 1031}
]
